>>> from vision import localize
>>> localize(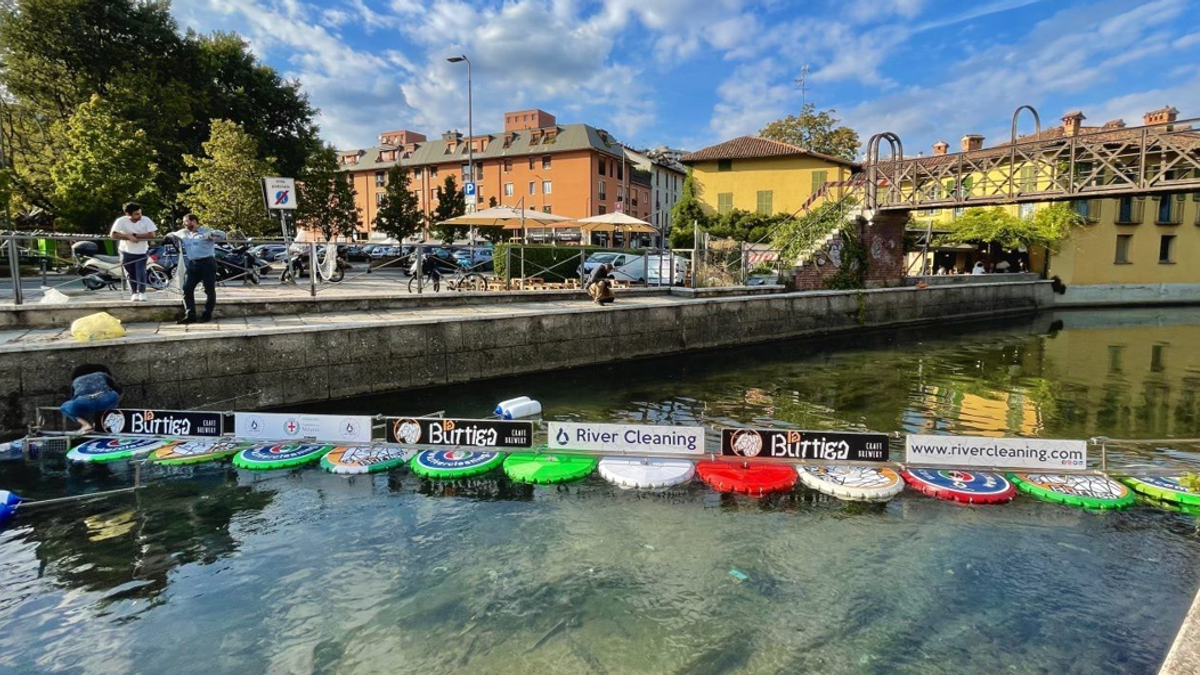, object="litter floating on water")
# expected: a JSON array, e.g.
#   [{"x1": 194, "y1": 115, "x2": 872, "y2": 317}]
[
  {"x1": 796, "y1": 466, "x2": 904, "y2": 502},
  {"x1": 728, "y1": 569, "x2": 749, "y2": 583}
]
